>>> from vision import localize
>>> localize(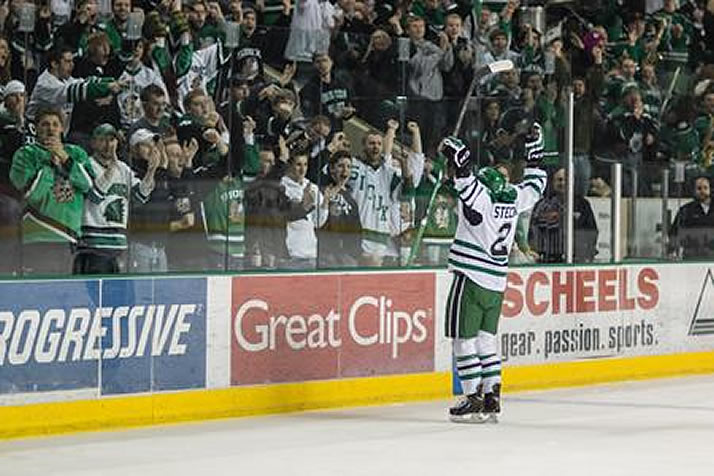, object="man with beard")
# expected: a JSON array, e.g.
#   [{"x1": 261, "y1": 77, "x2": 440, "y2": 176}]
[
  {"x1": 349, "y1": 120, "x2": 424, "y2": 266},
  {"x1": 669, "y1": 176, "x2": 714, "y2": 259}
]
